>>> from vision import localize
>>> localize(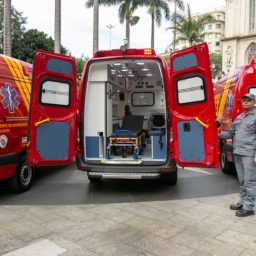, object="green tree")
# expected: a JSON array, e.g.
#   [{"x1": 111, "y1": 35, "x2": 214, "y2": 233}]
[
  {"x1": 168, "y1": 4, "x2": 215, "y2": 46},
  {"x1": 76, "y1": 54, "x2": 88, "y2": 82},
  {"x1": 210, "y1": 52, "x2": 222, "y2": 80},
  {"x1": 14, "y1": 29, "x2": 68, "y2": 63}
]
